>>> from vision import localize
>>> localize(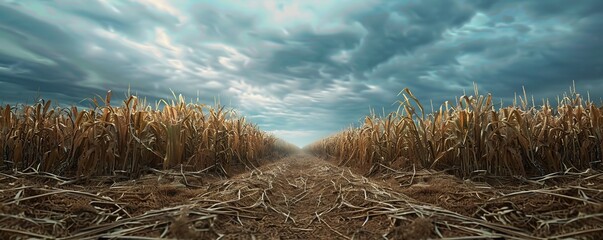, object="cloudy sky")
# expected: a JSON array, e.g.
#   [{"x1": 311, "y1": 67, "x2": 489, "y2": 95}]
[{"x1": 1, "y1": 0, "x2": 602, "y2": 147}]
